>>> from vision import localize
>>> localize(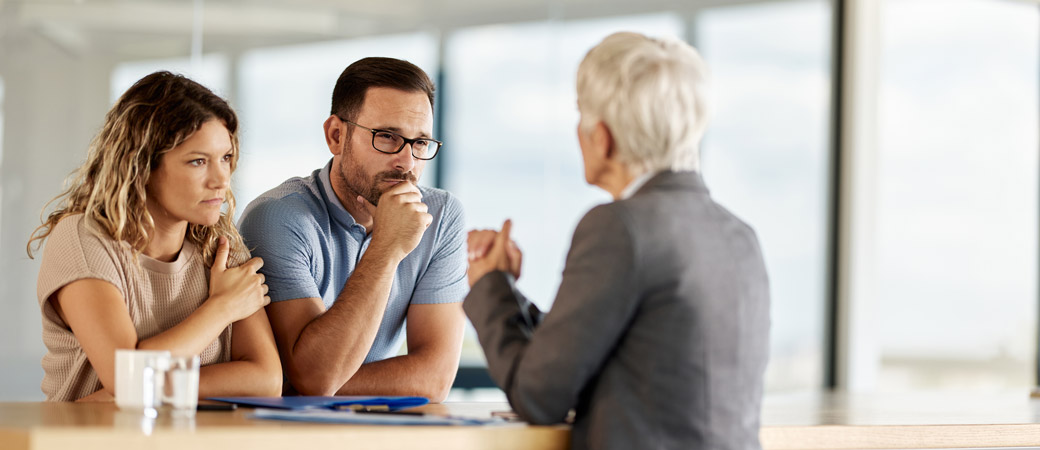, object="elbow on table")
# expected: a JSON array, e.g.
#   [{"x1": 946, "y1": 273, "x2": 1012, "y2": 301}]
[
  {"x1": 256, "y1": 367, "x2": 283, "y2": 397},
  {"x1": 512, "y1": 401, "x2": 570, "y2": 425},
  {"x1": 509, "y1": 382, "x2": 572, "y2": 425},
  {"x1": 513, "y1": 404, "x2": 569, "y2": 425},
  {"x1": 422, "y1": 379, "x2": 453, "y2": 404},
  {"x1": 287, "y1": 368, "x2": 343, "y2": 397},
  {"x1": 417, "y1": 363, "x2": 459, "y2": 403},
  {"x1": 290, "y1": 380, "x2": 339, "y2": 397},
  {"x1": 234, "y1": 357, "x2": 284, "y2": 397}
]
